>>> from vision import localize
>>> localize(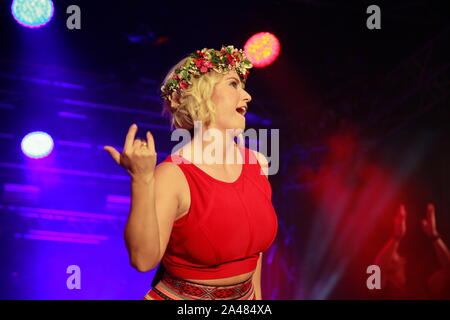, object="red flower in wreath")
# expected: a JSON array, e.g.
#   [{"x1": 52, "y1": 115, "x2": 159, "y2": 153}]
[
  {"x1": 194, "y1": 57, "x2": 205, "y2": 68},
  {"x1": 195, "y1": 58, "x2": 213, "y2": 73},
  {"x1": 179, "y1": 80, "x2": 189, "y2": 89},
  {"x1": 226, "y1": 53, "x2": 236, "y2": 66},
  {"x1": 243, "y1": 69, "x2": 250, "y2": 80},
  {"x1": 201, "y1": 60, "x2": 213, "y2": 73}
]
